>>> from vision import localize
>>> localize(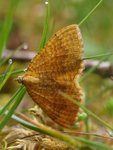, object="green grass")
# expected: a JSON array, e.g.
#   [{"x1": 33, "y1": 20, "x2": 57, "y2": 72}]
[
  {"x1": 0, "y1": 0, "x2": 113, "y2": 149},
  {"x1": 0, "y1": 0, "x2": 20, "y2": 58},
  {"x1": 38, "y1": 0, "x2": 50, "y2": 50},
  {"x1": 78, "y1": 0, "x2": 103, "y2": 26},
  {"x1": 0, "y1": 85, "x2": 26, "y2": 130},
  {"x1": 0, "y1": 59, "x2": 13, "y2": 91},
  {"x1": 0, "y1": 108, "x2": 112, "y2": 150}
]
